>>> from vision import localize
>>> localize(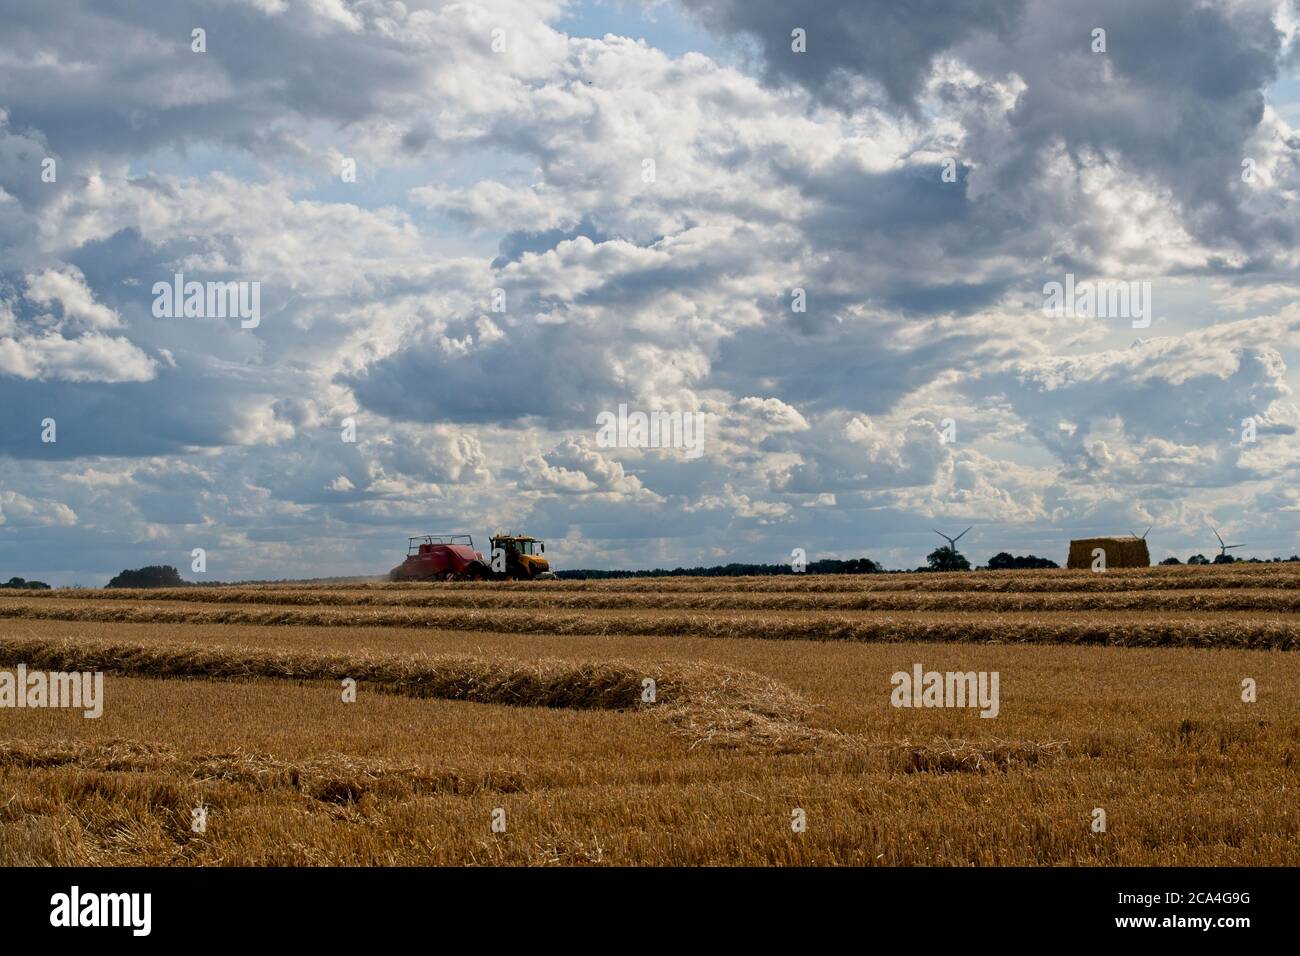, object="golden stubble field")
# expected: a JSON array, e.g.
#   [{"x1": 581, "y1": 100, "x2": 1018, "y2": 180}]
[{"x1": 1, "y1": 564, "x2": 1298, "y2": 866}]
